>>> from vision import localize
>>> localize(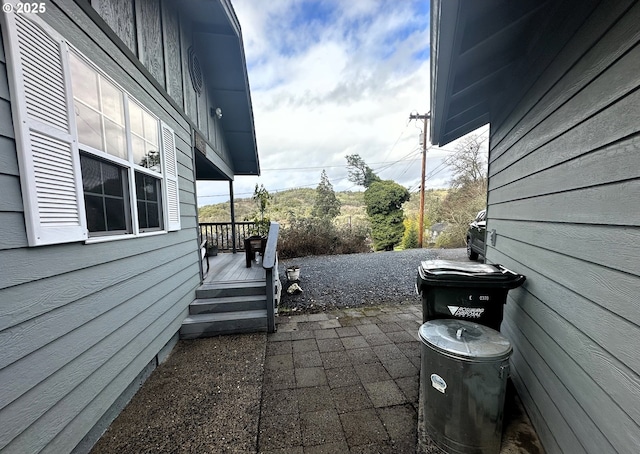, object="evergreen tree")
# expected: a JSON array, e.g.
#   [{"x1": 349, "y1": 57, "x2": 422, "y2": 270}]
[
  {"x1": 345, "y1": 154, "x2": 381, "y2": 188},
  {"x1": 312, "y1": 170, "x2": 341, "y2": 219},
  {"x1": 402, "y1": 218, "x2": 419, "y2": 249},
  {"x1": 363, "y1": 180, "x2": 410, "y2": 250}
]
